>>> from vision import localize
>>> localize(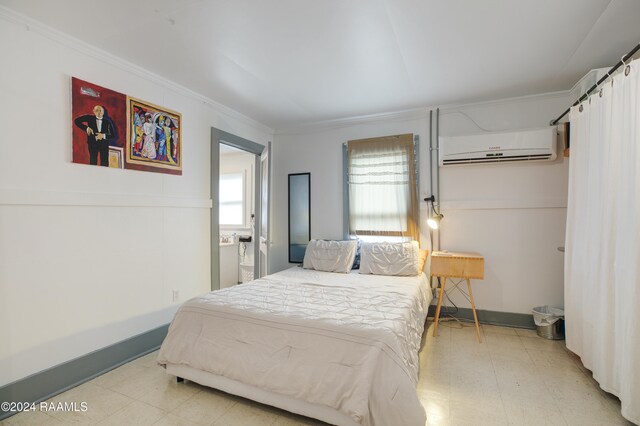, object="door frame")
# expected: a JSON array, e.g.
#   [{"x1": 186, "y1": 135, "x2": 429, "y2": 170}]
[
  {"x1": 259, "y1": 141, "x2": 271, "y2": 278},
  {"x1": 211, "y1": 127, "x2": 266, "y2": 291}
]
